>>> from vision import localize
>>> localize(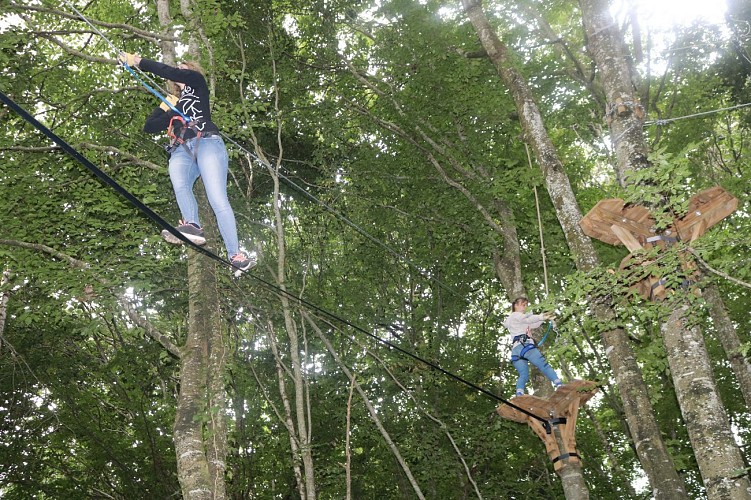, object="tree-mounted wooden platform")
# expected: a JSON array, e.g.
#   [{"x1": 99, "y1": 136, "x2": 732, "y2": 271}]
[
  {"x1": 496, "y1": 380, "x2": 598, "y2": 472},
  {"x1": 579, "y1": 186, "x2": 737, "y2": 300}
]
